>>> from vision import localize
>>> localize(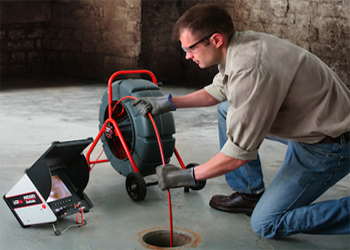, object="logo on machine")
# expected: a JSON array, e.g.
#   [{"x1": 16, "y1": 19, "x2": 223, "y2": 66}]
[
  {"x1": 105, "y1": 124, "x2": 114, "y2": 138},
  {"x1": 7, "y1": 192, "x2": 42, "y2": 209}
]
